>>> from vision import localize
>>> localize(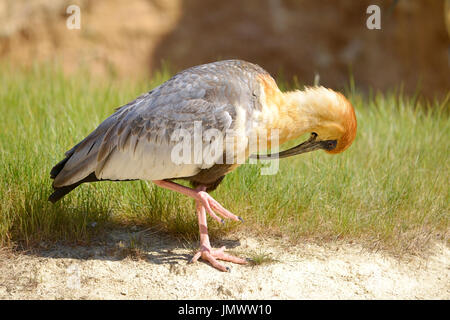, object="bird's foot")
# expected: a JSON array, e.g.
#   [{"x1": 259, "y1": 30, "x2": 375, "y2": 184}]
[
  {"x1": 151, "y1": 181, "x2": 243, "y2": 225},
  {"x1": 194, "y1": 187, "x2": 243, "y2": 224},
  {"x1": 190, "y1": 245, "x2": 247, "y2": 272}
]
